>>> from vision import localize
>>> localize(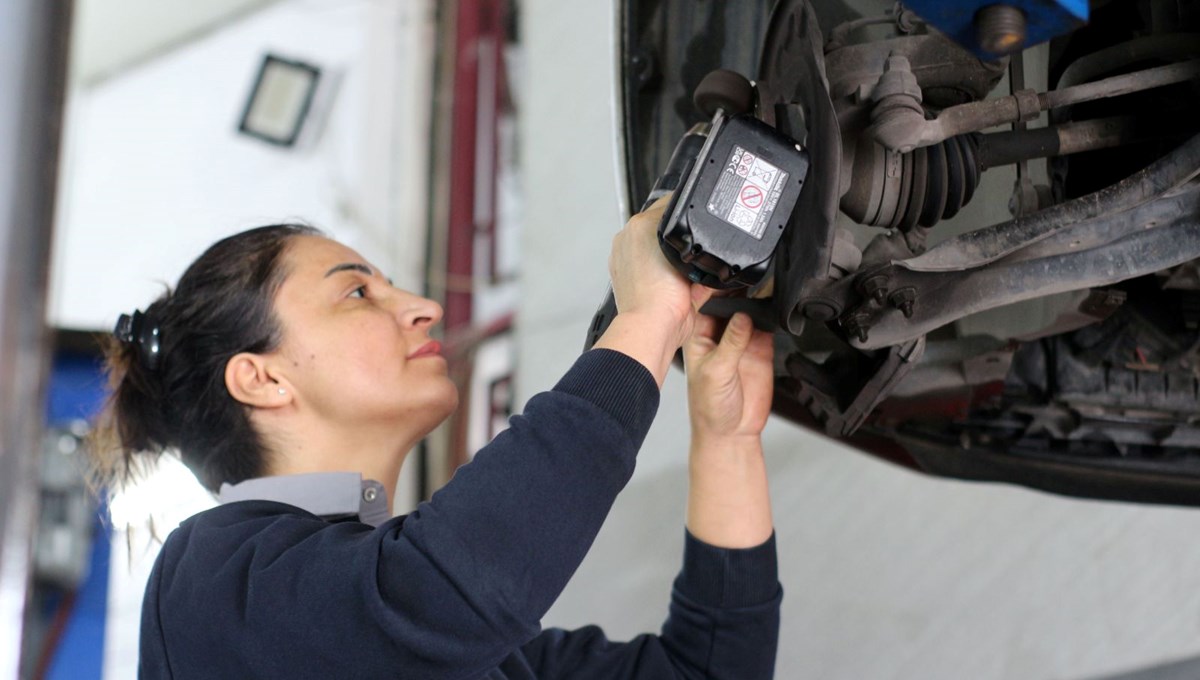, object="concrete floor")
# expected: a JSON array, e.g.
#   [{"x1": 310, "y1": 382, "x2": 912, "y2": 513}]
[{"x1": 518, "y1": 2, "x2": 1200, "y2": 678}]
